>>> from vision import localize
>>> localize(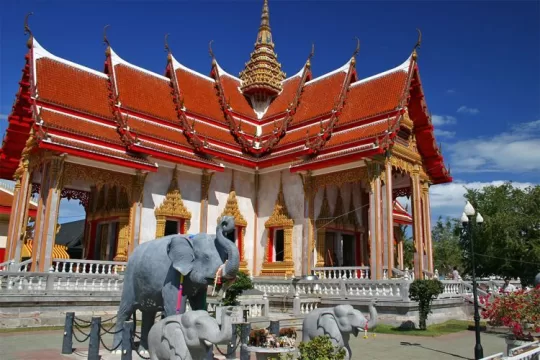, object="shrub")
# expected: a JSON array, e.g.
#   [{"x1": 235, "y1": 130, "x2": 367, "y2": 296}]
[
  {"x1": 408, "y1": 279, "x2": 444, "y2": 330},
  {"x1": 295, "y1": 335, "x2": 346, "y2": 360},
  {"x1": 218, "y1": 271, "x2": 253, "y2": 306},
  {"x1": 482, "y1": 285, "x2": 540, "y2": 340}
]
